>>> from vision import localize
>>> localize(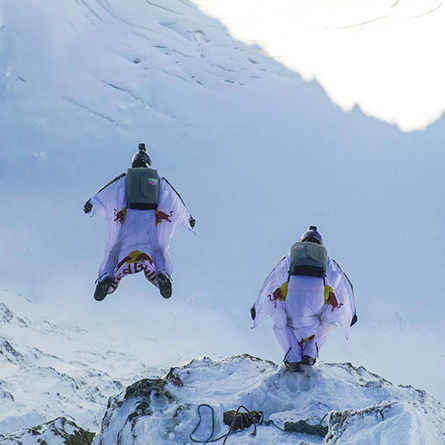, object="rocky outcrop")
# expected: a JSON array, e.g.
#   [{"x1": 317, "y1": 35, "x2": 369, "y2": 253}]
[
  {"x1": 94, "y1": 373, "x2": 183, "y2": 445},
  {"x1": 91, "y1": 355, "x2": 445, "y2": 444},
  {"x1": 0, "y1": 417, "x2": 94, "y2": 445}
]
